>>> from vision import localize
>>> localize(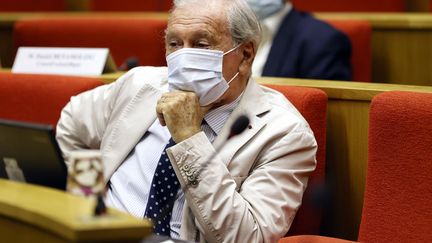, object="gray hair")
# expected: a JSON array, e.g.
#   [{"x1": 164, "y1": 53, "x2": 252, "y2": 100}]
[{"x1": 172, "y1": 0, "x2": 262, "y2": 47}]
